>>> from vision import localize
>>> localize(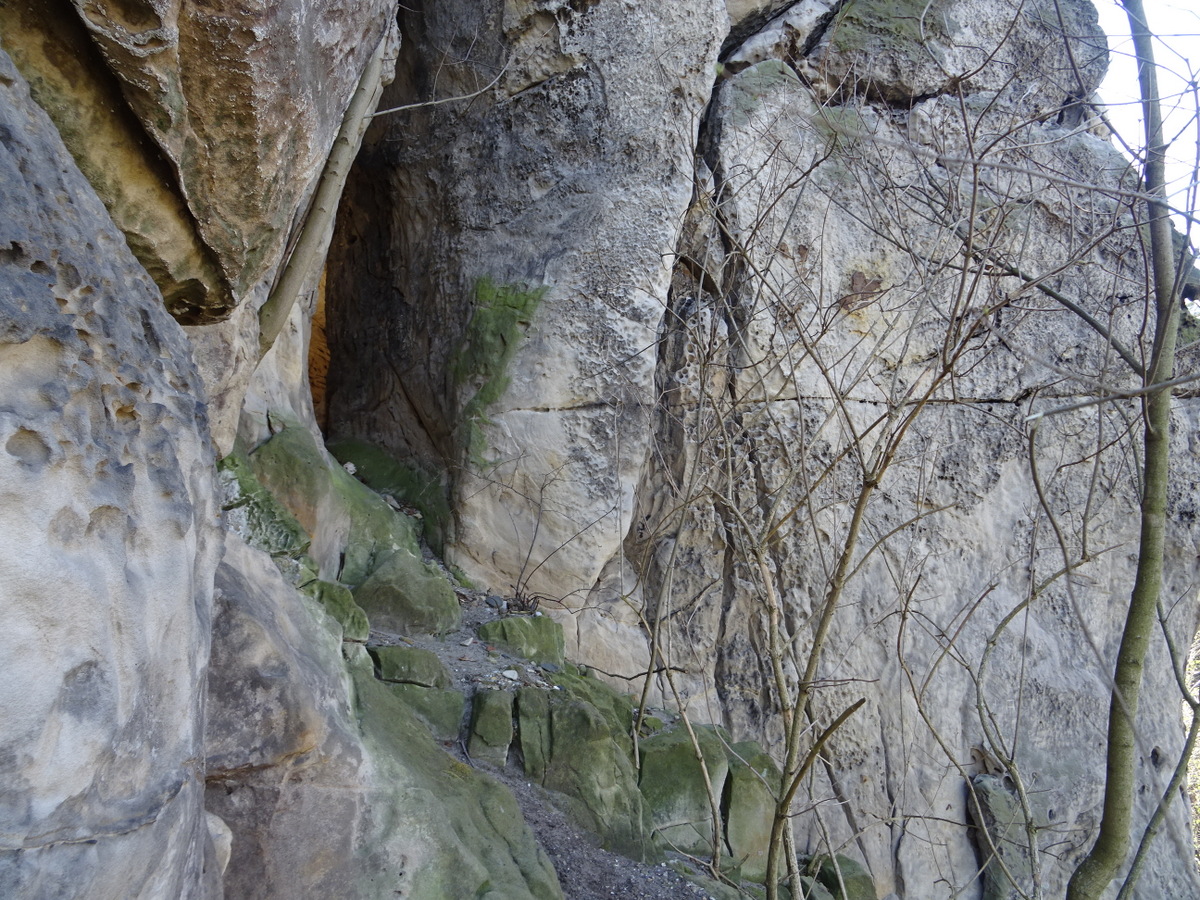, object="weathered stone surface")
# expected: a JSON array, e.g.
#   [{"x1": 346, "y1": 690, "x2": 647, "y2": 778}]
[
  {"x1": 638, "y1": 725, "x2": 730, "y2": 856},
  {"x1": 387, "y1": 684, "x2": 466, "y2": 744},
  {"x1": 371, "y1": 646, "x2": 451, "y2": 689},
  {"x1": 606, "y1": 16, "x2": 1200, "y2": 896},
  {"x1": 478, "y1": 614, "x2": 566, "y2": 666},
  {"x1": 328, "y1": 435, "x2": 453, "y2": 550},
  {"x1": 207, "y1": 537, "x2": 561, "y2": 900},
  {"x1": 247, "y1": 416, "x2": 420, "y2": 584},
  {"x1": 325, "y1": 0, "x2": 728, "y2": 606},
  {"x1": 353, "y1": 548, "x2": 461, "y2": 636},
  {"x1": 966, "y1": 774, "x2": 1033, "y2": 900},
  {"x1": 7, "y1": 0, "x2": 1200, "y2": 896},
  {"x1": 799, "y1": 0, "x2": 1107, "y2": 109},
  {"x1": 0, "y1": 46, "x2": 219, "y2": 897},
  {"x1": 469, "y1": 690, "x2": 516, "y2": 767},
  {"x1": 206, "y1": 537, "x2": 352, "y2": 777},
  {"x1": 514, "y1": 673, "x2": 653, "y2": 860},
  {"x1": 301, "y1": 578, "x2": 369, "y2": 642},
  {"x1": 0, "y1": 0, "x2": 233, "y2": 323},
  {"x1": 66, "y1": 0, "x2": 397, "y2": 299},
  {"x1": 217, "y1": 450, "x2": 310, "y2": 559},
  {"x1": 724, "y1": 741, "x2": 780, "y2": 883},
  {"x1": 808, "y1": 855, "x2": 877, "y2": 900}
]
